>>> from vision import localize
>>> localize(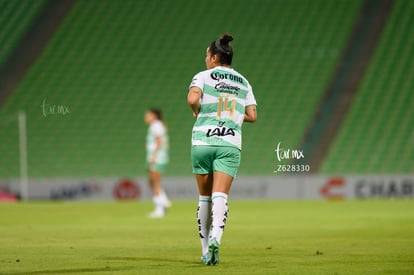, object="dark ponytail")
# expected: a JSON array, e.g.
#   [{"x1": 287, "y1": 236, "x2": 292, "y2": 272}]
[
  {"x1": 149, "y1": 108, "x2": 167, "y2": 129},
  {"x1": 209, "y1": 34, "x2": 234, "y2": 65},
  {"x1": 149, "y1": 108, "x2": 163, "y2": 122}
]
